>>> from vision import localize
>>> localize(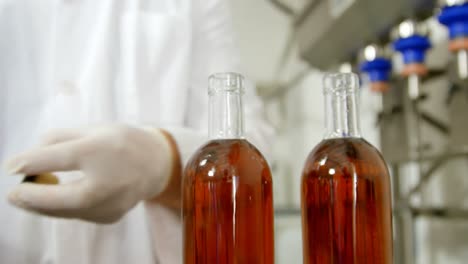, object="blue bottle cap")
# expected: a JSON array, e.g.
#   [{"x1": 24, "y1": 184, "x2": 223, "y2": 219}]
[
  {"x1": 393, "y1": 35, "x2": 431, "y2": 64},
  {"x1": 438, "y1": 3, "x2": 468, "y2": 39},
  {"x1": 360, "y1": 58, "x2": 392, "y2": 82}
]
